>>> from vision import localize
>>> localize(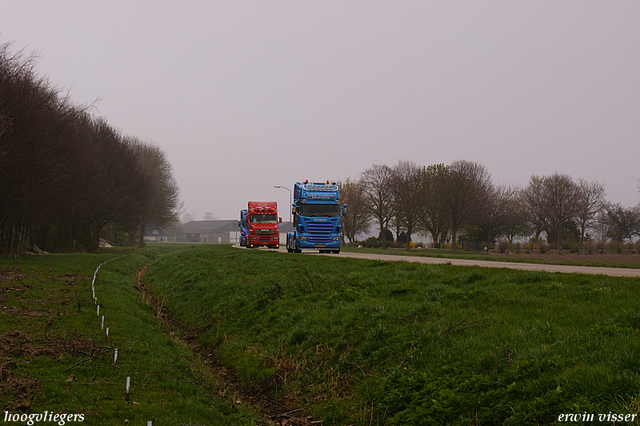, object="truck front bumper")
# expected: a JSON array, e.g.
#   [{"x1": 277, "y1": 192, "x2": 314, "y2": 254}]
[
  {"x1": 296, "y1": 240, "x2": 341, "y2": 249},
  {"x1": 248, "y1": 237, "x2": 279, "y2": 247}
]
